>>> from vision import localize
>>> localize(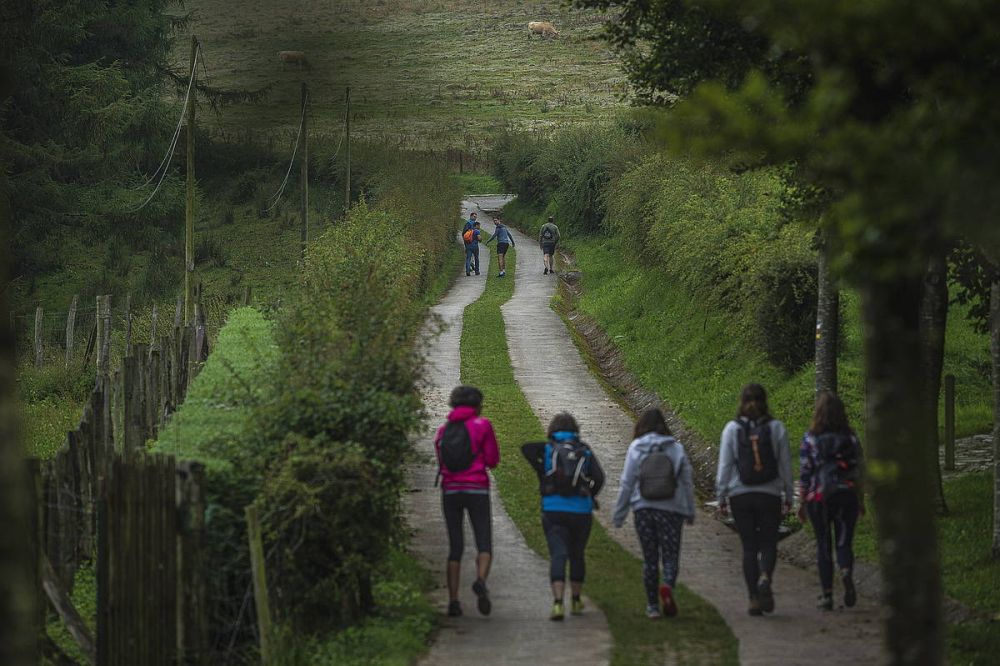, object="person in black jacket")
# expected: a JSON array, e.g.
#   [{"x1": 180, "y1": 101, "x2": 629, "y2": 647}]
[{"x1": 522, "y1": 412, "x2": 604, "y2": 621}]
